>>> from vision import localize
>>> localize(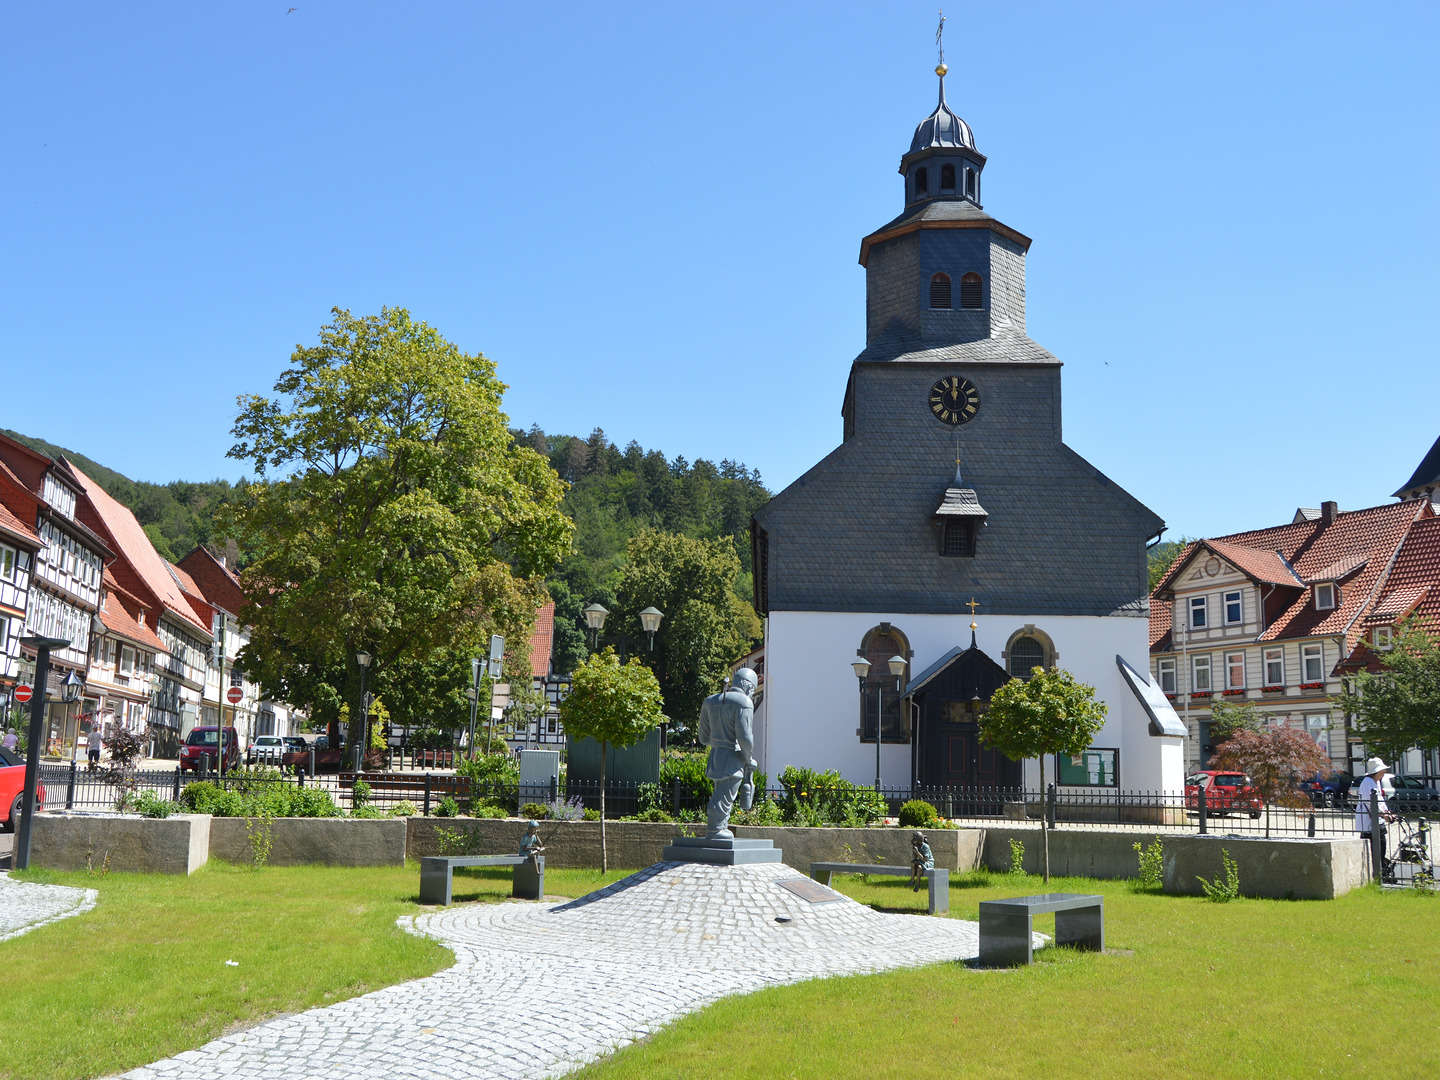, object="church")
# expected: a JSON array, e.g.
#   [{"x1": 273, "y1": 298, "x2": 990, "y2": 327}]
[{"x1": 749, "y1": 58, "x2": 1186, "y2": 795}]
